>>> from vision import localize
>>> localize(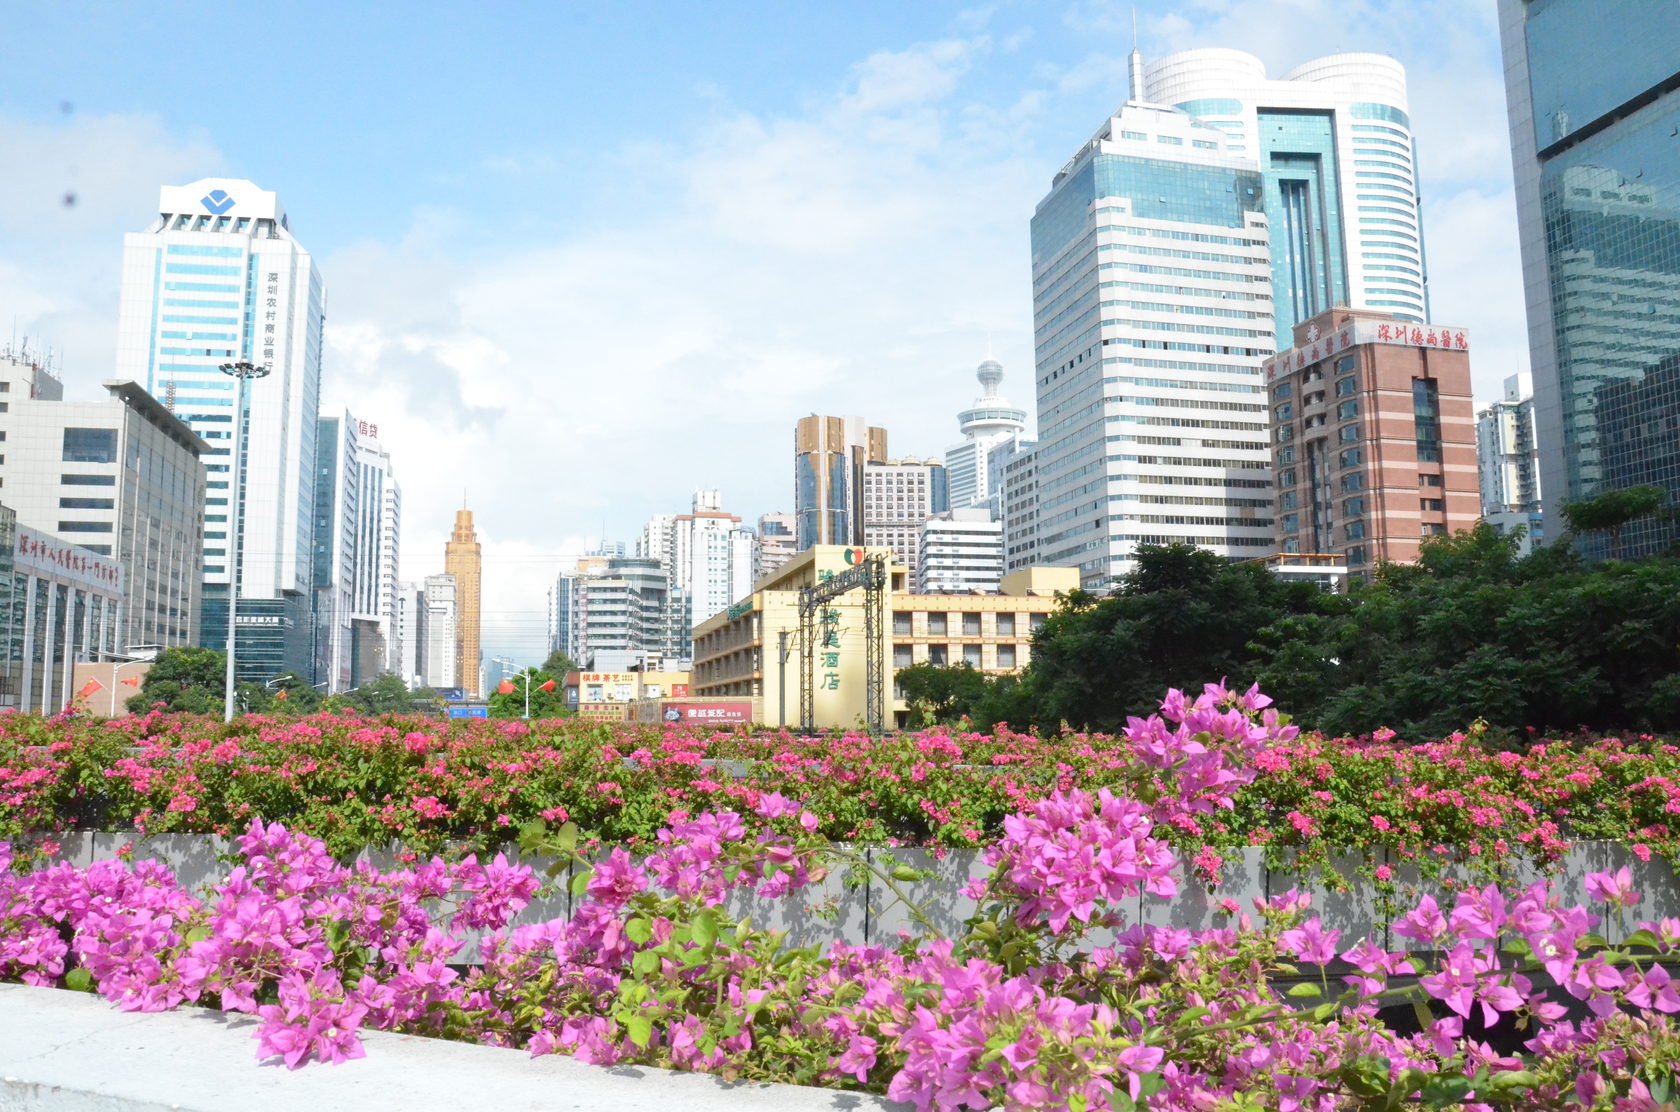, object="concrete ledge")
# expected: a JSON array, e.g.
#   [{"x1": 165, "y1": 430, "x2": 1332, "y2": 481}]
[{"x1": 0, "y1": 985, "x2": 908, "y2": 1112}]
